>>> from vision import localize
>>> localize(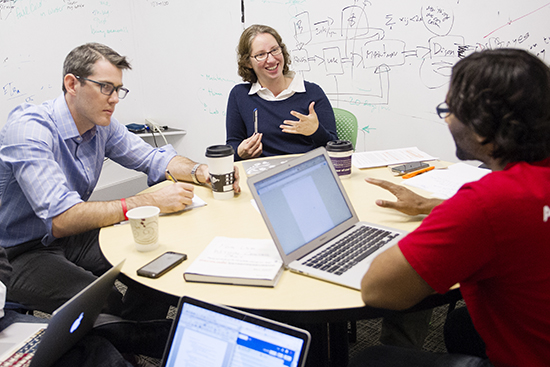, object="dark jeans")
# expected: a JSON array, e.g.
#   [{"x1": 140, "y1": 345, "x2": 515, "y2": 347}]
[
  {"x1": 444, "y1": 306, "x2": 487, "y2": 359},
  {"x1": 0, "y1": 310, "x2": 132, "y2": 367},
  {"x1": 6, "y1": 229, "x2": 172, "y2": 320},
  {"x1": 348, "y1": 306, "x2": 492, "y2": 367},
  {"x1": 380, "y1": 309, "x2": 433, "y2": 348}
]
